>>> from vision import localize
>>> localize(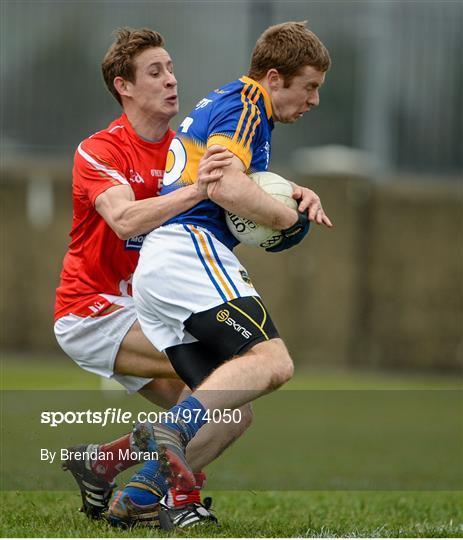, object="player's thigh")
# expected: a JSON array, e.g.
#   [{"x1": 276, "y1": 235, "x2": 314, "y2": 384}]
[
  {"x1": 119, "y1": 319, "x2": 163, "y2": 358},
  {"x1": 185, "y1": 304, "x2": 293, "y2": 391},
  {"x1": 184, "y1": 295, "x2": 280, "y2": 360},
  {"x1": 165, "y1": 341, "x2": 231, "y2": 390},
  {"x1": 115, "y1": 319, "x2": 178, "y2": 378},
  {"x1": 243, "y1": 337, "x2": 294, "y2": 375},
  {"x1": 138, "y1": 378, "x2": 187, "y2": 409}
]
